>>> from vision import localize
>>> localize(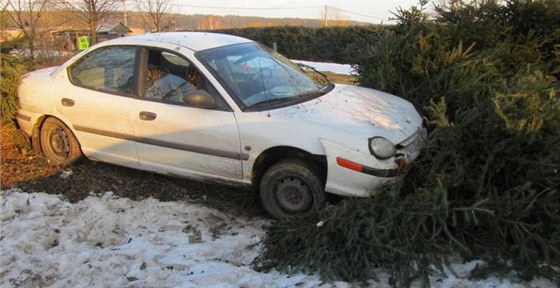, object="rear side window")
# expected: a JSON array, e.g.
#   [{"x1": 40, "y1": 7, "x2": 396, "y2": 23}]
[{"x1": 69, "y1": 46, "x2": 136, "y2": 95}]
